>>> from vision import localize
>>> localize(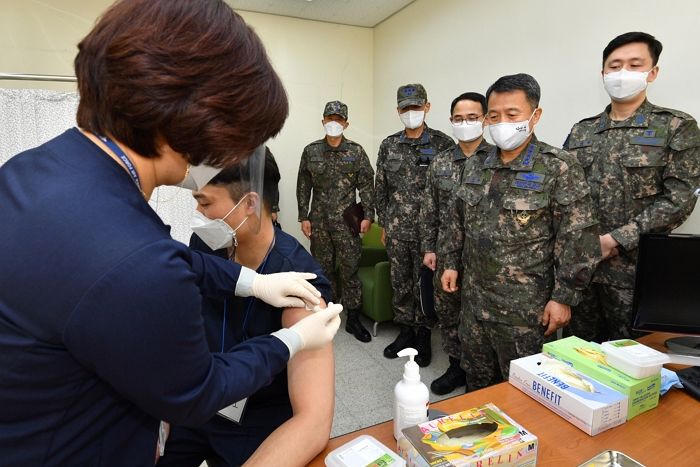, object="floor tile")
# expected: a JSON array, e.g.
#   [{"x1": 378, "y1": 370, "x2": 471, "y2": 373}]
[{"x1": 330, "y1": 312, "x2": 466, "y2": 437}]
